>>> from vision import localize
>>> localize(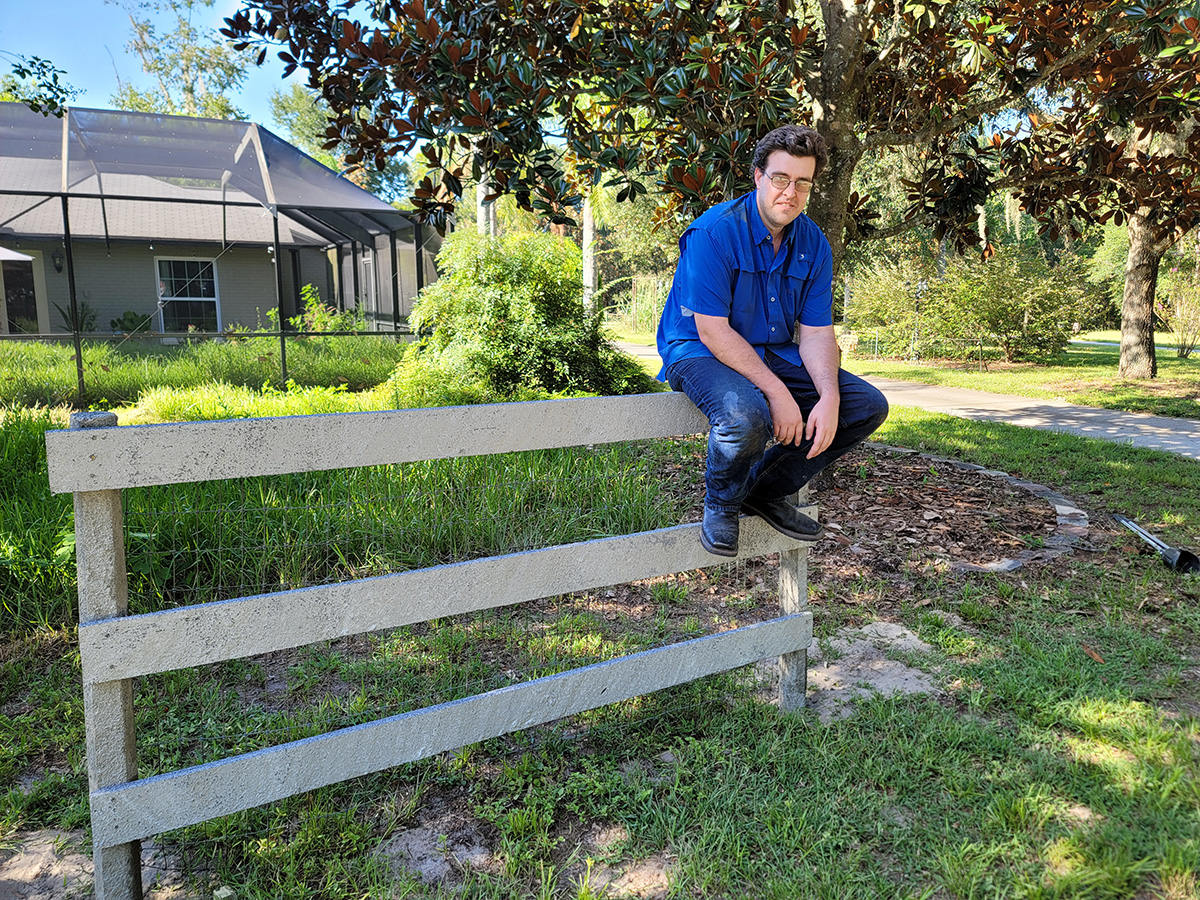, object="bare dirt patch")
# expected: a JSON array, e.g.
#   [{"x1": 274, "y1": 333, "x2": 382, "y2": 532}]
[{"x1": 0, "y1": 831, "x2": 187, "y2": 900}]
